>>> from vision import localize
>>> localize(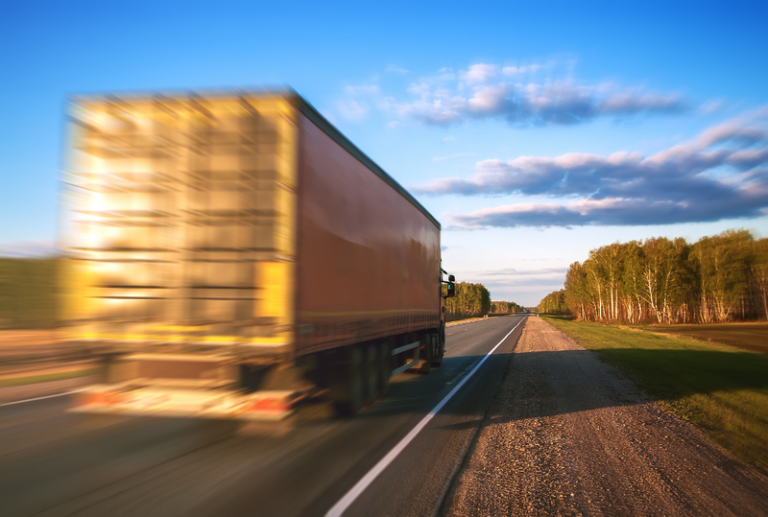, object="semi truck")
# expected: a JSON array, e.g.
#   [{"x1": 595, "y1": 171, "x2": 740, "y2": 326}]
[{"x1": 61, "y1": 91, "x2": 455, "y2": 421}]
